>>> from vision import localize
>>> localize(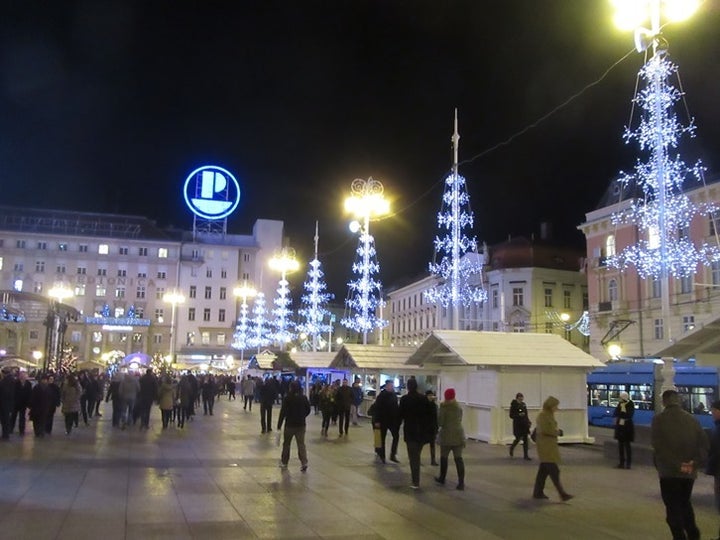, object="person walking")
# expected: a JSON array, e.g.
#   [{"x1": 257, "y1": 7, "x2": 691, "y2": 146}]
[
  {"x1": 277, "y1": 380, "x2": 311, "y2": 471},
  {"x1": 425, "y1": 390, "x2": 439, "y2": 466},
  {"x1": 138, "y1": 368, "x2": 158, "y2": 429},
  {"x1": 532, "y1": 396, "x2": 573, "y2": 501},
  {"x1": 614, "y1": 391, "x2": 635, "y2": 469},
  {"x1": 371, "y1": 380, "x2": 400, "y2": 464},
  {"x1": 259, "y1": 377, "x2": 277, "y2": 434},
  {"x1": 61, "y1": 374, "x2": 82, "y2": 435},
  {"x1": 45, "y1": 374, "x2": 61, "y2": 435},
  {"x1": 319, "y1": 384, "x2": 335, "y2": 437},
  {"x1": 0, "y1": 368, "x2": 16, "y2": 440},
  {"x1": 176, "y1": 375, "x2": 193, "y2": 429},
  {"x1": 105, "y1": 372, "x2": 123, "y2": 428},
  {"x1": 29, "y1": 374, "x2": 51, "y2": 438},
  {"x1": 157, "y1": 376, "x2": 175, "y2": 429},
  {"x1": 12, "y1": 370, "x2": 32, "y2": 435},
  {"x1": 398, "y1": 378, "x2": 436, "y2": 489},
  {"x1": 652, "y1": 389, "x2": 708, "y2": 540},
  {"x1": 335, "y1": 378, "x2": 353, "y2": 437},
  {"x1": 509, "y1": 392, "x2": 532, "y2": 460},
  {"x1": 434, "y1": 388, "x2": 466, "y2": 490},
  {"x1": 241, "y1": 375, "x2": 255, "y2": 412},
  {"x1": 202, "y1": 375, "x2": 218, "y2": 415},
  {"x1": 119, "y1": 372, "x2": 140, "y2": 429},
  {"x1": 351, "y1": 377, "x2": 363, "y2": 426},
  {"x1": 706, "y1": 400, "x2": 720, "y2": 540}
]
